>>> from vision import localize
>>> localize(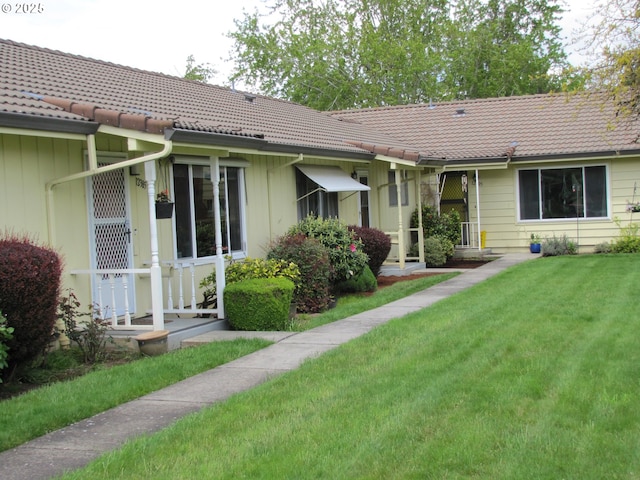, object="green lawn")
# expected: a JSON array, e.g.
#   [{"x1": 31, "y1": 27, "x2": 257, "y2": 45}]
[
  {"x1": 62, "y1": 254, "x2": 640, "y2": 479},
  {"x1": 0, "y1": 271, "x2": 456, "y2": 453}
]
